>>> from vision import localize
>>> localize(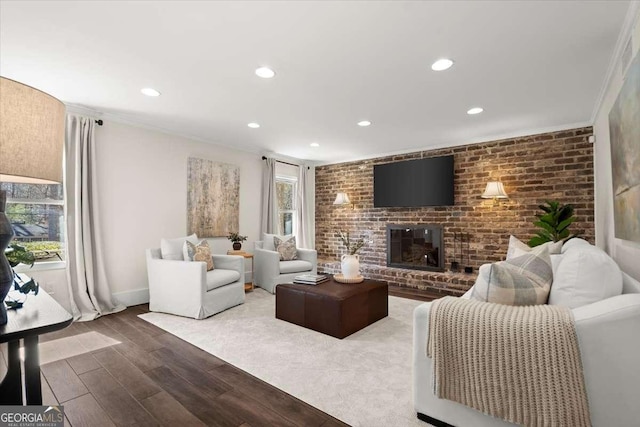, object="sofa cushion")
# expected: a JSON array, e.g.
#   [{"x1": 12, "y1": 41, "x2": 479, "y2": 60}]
[
  {"x1": 549, "y1": 240, "x2": 623, "y2": 308},
  {"x1": 470, "y1": 246, "x2": 553, "y2": 306},
  {"x1": 161, "y1": 234, "x2": 198, "y2": 260},
  {"x1": 275, "y1": 236, "x2": 298, "y2": 261},
  {"x1": 206, "y1": 269, "x2": 241, "y2": 291},
  {"x1": 279, "y1": 260, "x2": 313, "y2": 274},
  {"x1": 506, "y1": 235, "x2": 563, "y2": 259},
  {"x1": 263, "y1": 233, "x2": 294, "y2": 252},
  {"x1": 184, "y1": 240, "x2": 214, "y2": 271}
]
